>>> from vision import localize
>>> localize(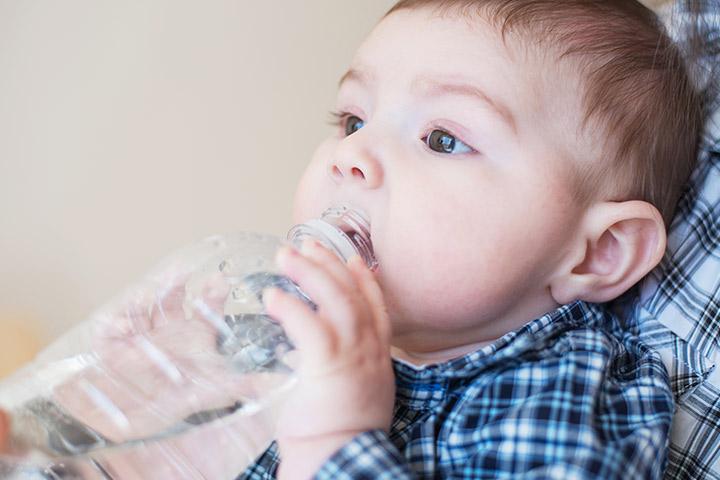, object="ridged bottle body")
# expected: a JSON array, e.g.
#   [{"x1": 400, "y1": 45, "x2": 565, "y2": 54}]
[{"x1": 0, "y1": 206, "x2": 375, "y2": 479}]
